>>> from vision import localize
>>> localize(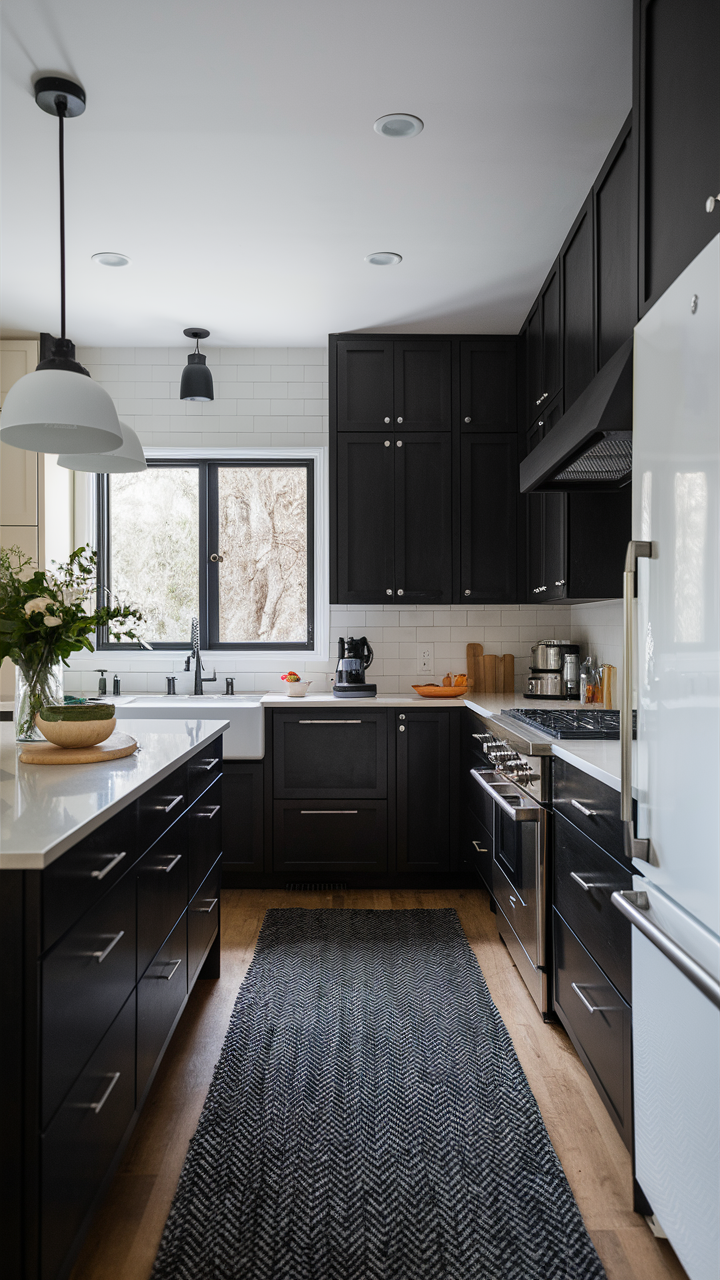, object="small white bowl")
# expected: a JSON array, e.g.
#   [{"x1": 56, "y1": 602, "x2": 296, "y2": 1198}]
[{"x1": 284, "y1": 681, "x2": 312, "y2": 697}]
